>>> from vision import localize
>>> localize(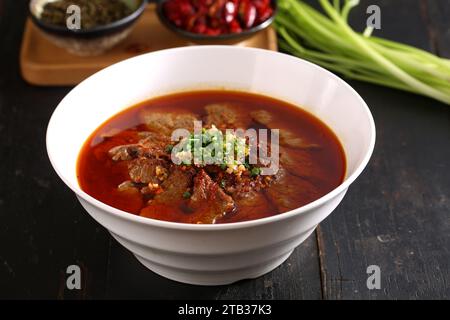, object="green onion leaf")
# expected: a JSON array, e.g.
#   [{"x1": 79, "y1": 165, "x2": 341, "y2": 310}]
[
  {"x1": 275, "y1": 0, "x2": 450, "y2": 105},
  {"x1": 165, "y1": 145, "x2": 173, "y2": 153},
  {"x1": 183, "y1": 191, "x2": 191, "y2": 199},
  {"x1": 251, "y1": 167, "x2": 262, "y2": 177}
]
